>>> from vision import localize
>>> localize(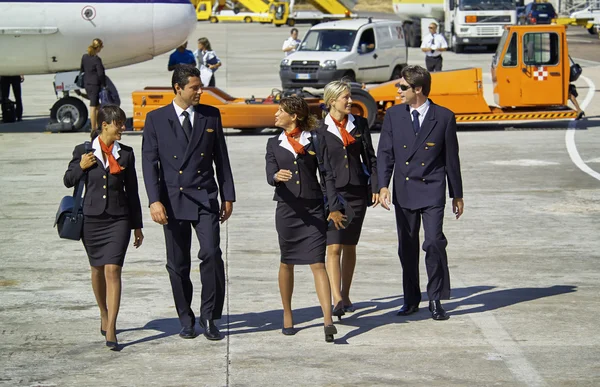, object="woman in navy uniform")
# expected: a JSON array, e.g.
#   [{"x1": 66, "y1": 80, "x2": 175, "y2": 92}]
[
  {"x1": 318, "y1": 80, "x2": 378, "y2": 319},
  {"x1": 64, "y1": 105, "x2": 144, "y2": 351},
  {"x1": 265, "y1": 96, "x2": 345, "y2": 342},
  {"x1": 80, "y1": 38, "x2": 106, "y2": 132}
]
